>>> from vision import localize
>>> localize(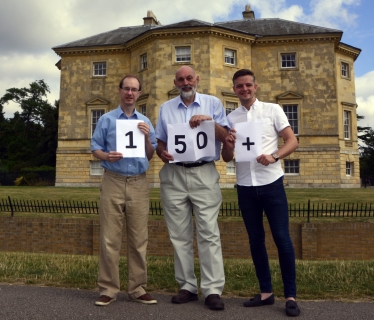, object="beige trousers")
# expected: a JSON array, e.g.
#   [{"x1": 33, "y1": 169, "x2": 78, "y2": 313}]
[
  {"x1": 98, "y1": 169, "x2": 149, "y2": 299},
  {"x1": 160, "y1": 162, "x2": 225, "y2": 297}
]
